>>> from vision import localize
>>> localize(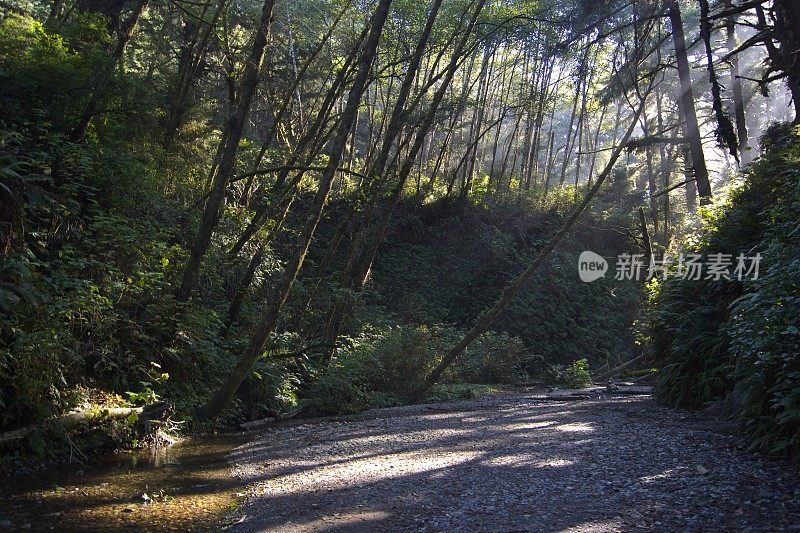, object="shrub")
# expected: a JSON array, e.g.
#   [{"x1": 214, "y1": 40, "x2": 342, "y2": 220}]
[
  {"x1": 370, "y1": 197, "x2": 642, "y2": 375},
  {"x1": 306, "y1": 350, "x2": 382, "y2": 415},
  {"x1": 562, "y1": 358, "x2": 592, "y2": 388},
  {"x1": 307, "y1": 325, "x2": 442, "y2": 414},
  {"x1": 372, "y1": 325, "x2": 441, "y2": 395},
  {"x1": 449, "y1": 331, "x2": 528, "y2": 384},
  {"x1": 425, "y1": 383, "x2": 501, "y2": 402}
]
